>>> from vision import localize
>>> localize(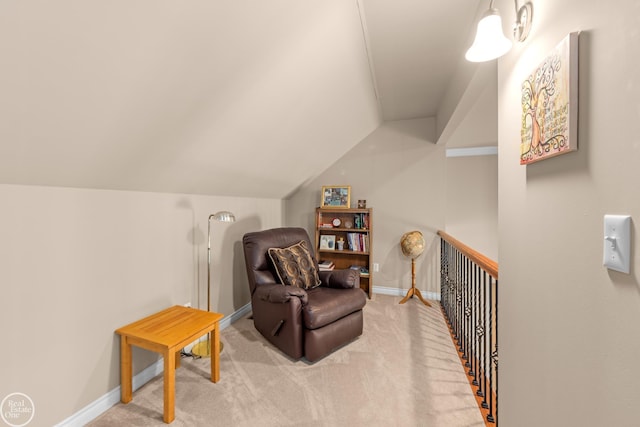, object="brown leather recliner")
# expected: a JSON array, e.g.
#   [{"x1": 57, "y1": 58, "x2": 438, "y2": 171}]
[{"x1": 242, "y1": 227, "x2": 366, "y2": 362}]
